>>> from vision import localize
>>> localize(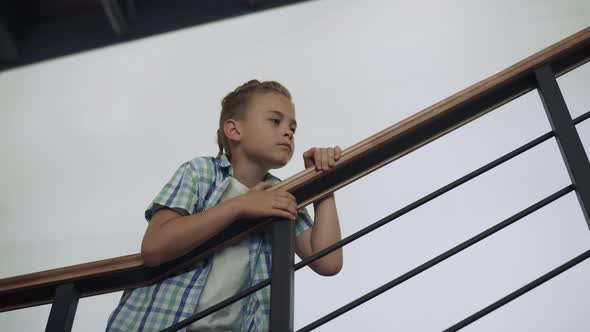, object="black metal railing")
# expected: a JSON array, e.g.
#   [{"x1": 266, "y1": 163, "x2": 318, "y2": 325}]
[
  {"x1": 161, "y1": 100, "x2": 590, "y2": 332},
  {"x1": 1, "y1": 27, "x2": 589, "y2": 332},
  {"x1": 155, "y1": 59, "x2": 590, "y2": 332}
]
